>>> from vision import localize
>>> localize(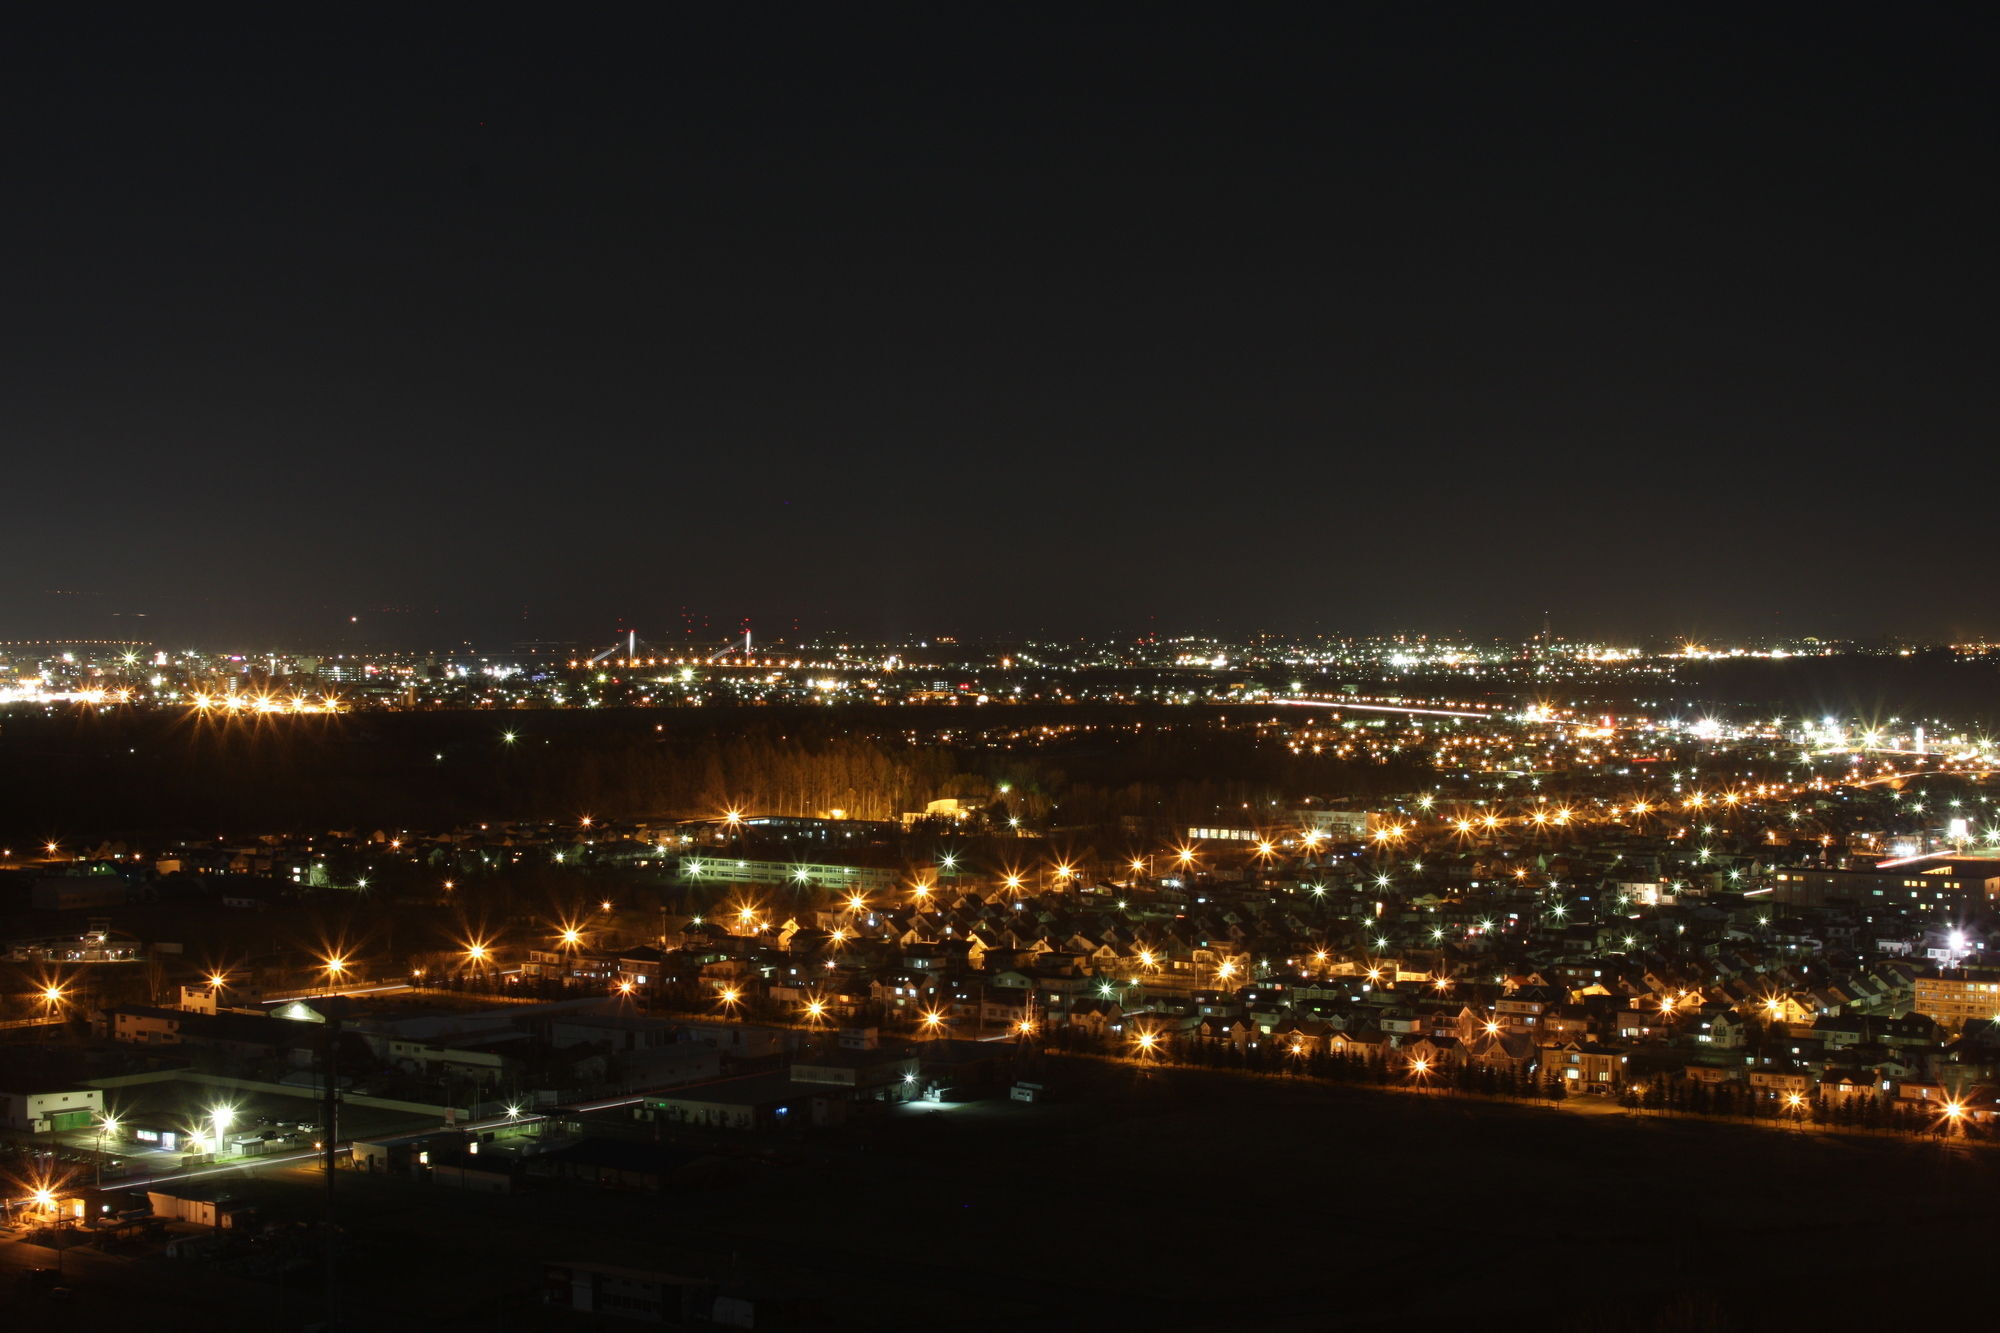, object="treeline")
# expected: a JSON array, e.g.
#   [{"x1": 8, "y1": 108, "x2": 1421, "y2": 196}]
[
  {"x1": 1044, "y1": 1035, "x2": 1982, "y2": 1144},
  {"x1": 0, "y1": 704, "x2": 1425, "y2": 839},
  {"x1": 1623, "y1": 1073, "x2": 1971, "y2": 1136}
]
